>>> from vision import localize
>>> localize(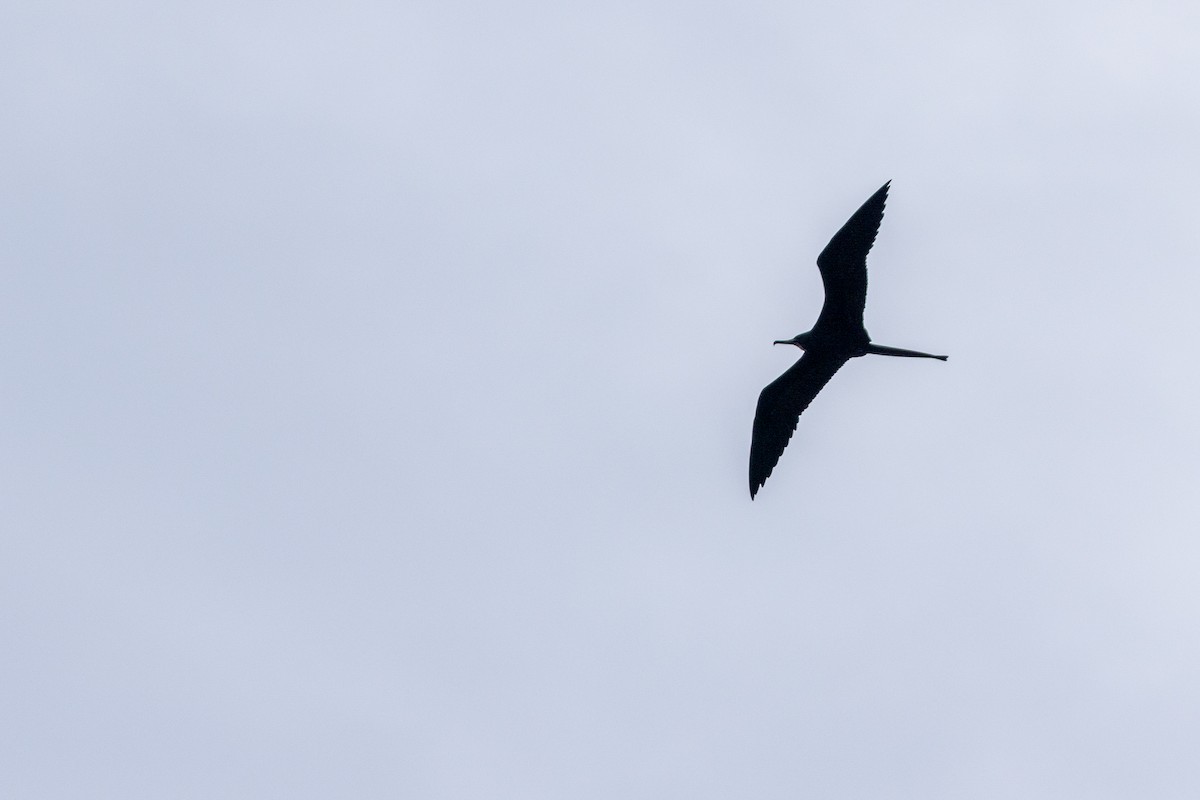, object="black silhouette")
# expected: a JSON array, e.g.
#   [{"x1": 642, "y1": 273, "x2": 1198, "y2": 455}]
[{"x1": 749, "y1": 182, "x2": 946, "y2": 499}]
